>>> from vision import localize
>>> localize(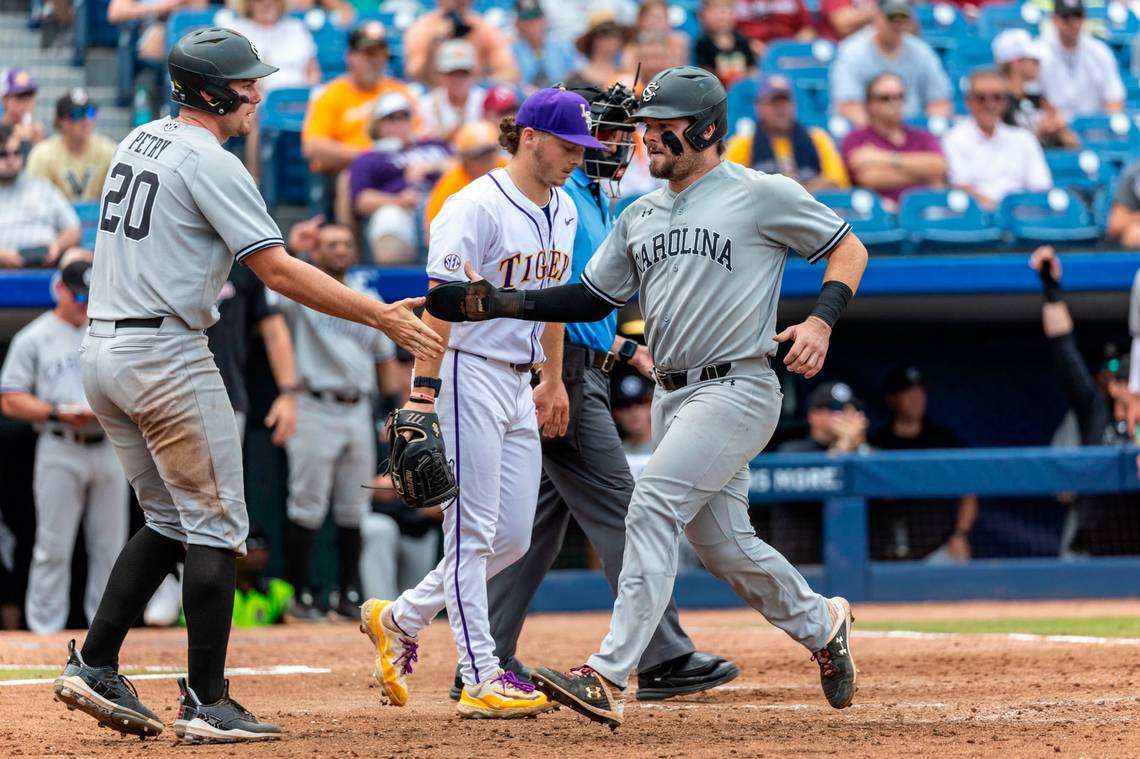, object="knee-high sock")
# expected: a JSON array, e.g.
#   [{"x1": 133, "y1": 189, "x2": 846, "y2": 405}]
[
  {"x1": 336, "y1": 526, "x2": 362, "y2": 595},
  {"x1": 183, "y1": 545, "x2": 236, "y2": 704},
  {"x1": 81, "y1": 526, "x2": 184, "y2": 668},
  {"x1": 285, "y1": 520, "x2": 315, "y2": 591}
]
